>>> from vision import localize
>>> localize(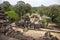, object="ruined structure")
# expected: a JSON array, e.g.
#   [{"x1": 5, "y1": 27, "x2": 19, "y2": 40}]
[
  {"x1": 30, "y1": 14, "x2": 42, "y2": 29},
  {"x1": 0, "y1": 7, "x2": 34, "y2": 40},
  {"x1": 0, "y1": 7, "x2": 9, "y2": 33},
  {"x1": 39, "y1": 31, "x2": 59, "y2": 40}
]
